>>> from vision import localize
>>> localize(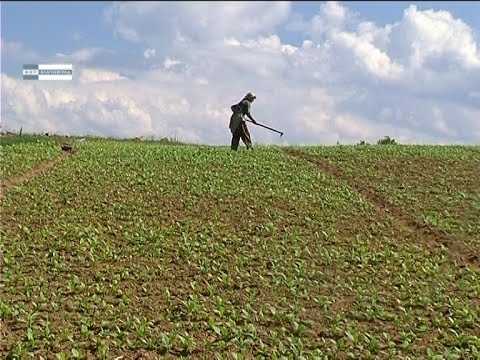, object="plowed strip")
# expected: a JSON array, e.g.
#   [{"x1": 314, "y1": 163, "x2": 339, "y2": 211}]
[
  {"x1": 0, "y1": 152, "x2": 69, "y2": 198},
  {"x1": 284, "y1": 148, "x2": 480, "y2": 268}
]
